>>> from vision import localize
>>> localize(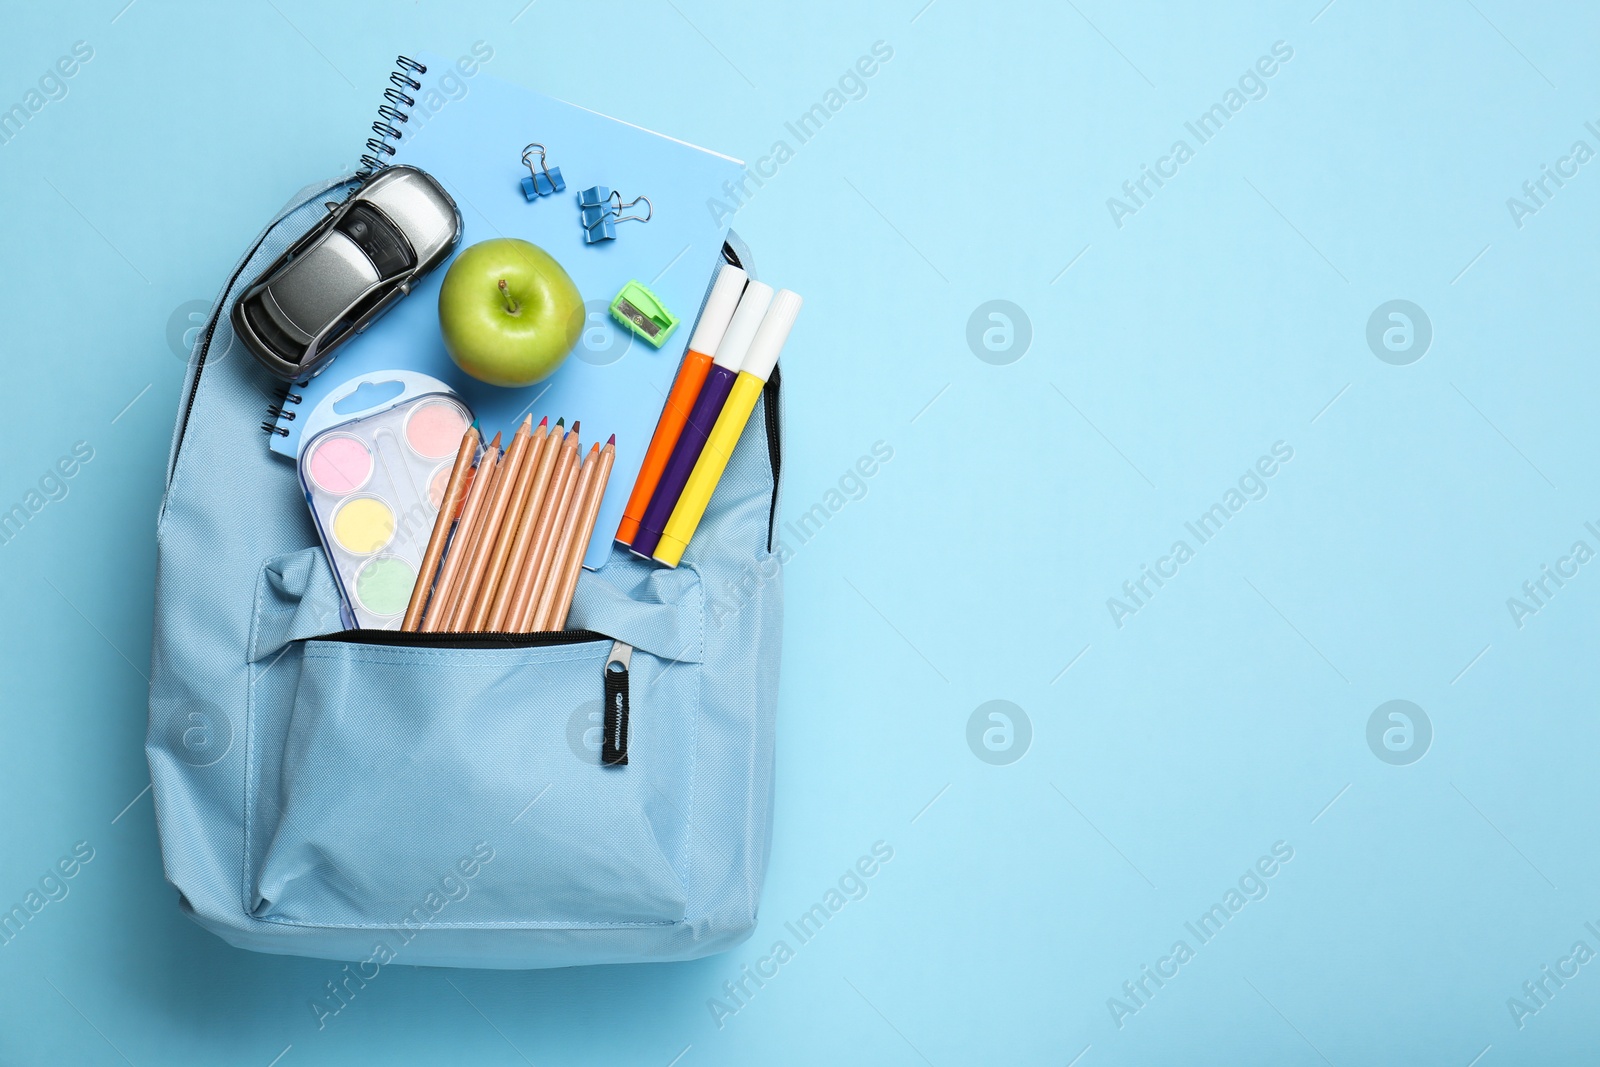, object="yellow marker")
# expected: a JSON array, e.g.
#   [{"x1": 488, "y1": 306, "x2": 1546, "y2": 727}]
[{"x1": 655, "y1": 290, "x2": 802, "y2": 567}]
